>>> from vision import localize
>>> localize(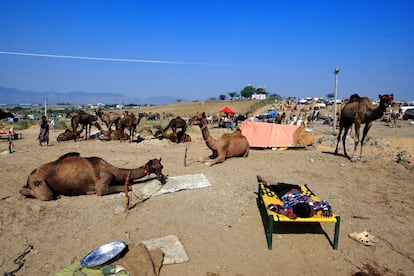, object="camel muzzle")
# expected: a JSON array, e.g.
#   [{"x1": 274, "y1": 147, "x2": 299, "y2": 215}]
[{"x1": 157, "y1": 172, "x2": 167, "y2": 185}]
